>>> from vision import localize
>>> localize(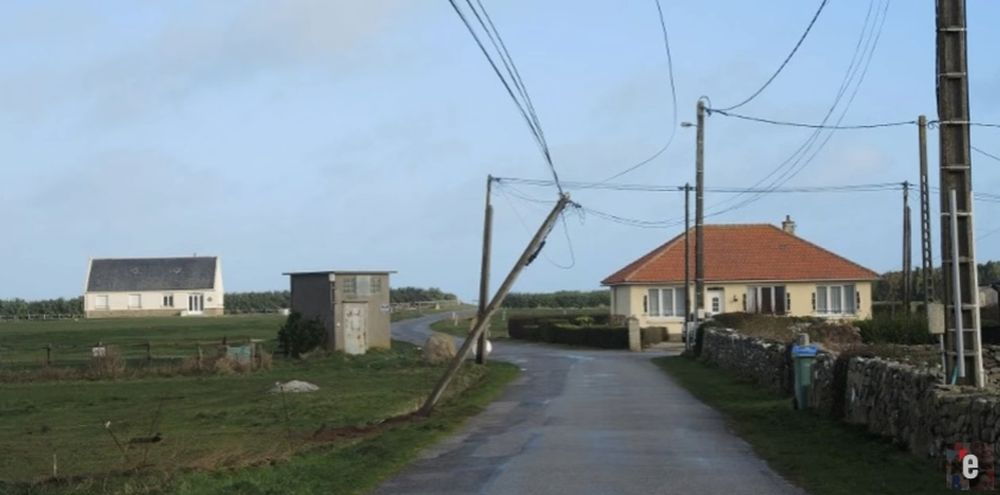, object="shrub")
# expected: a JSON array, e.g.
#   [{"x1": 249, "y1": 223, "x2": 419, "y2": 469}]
[
  {"x1": 507, "y1": 316, "x2": 627, "y2": 349},
  {"x1": 856, "y1": 313, "x2": 935, "y2": 345},
  {"x1": 277, "y1": 312, "x2": 326, "y2": 358},
  {"x1": 88, "y1": 346, "x2": 126, "y2": 379}
]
